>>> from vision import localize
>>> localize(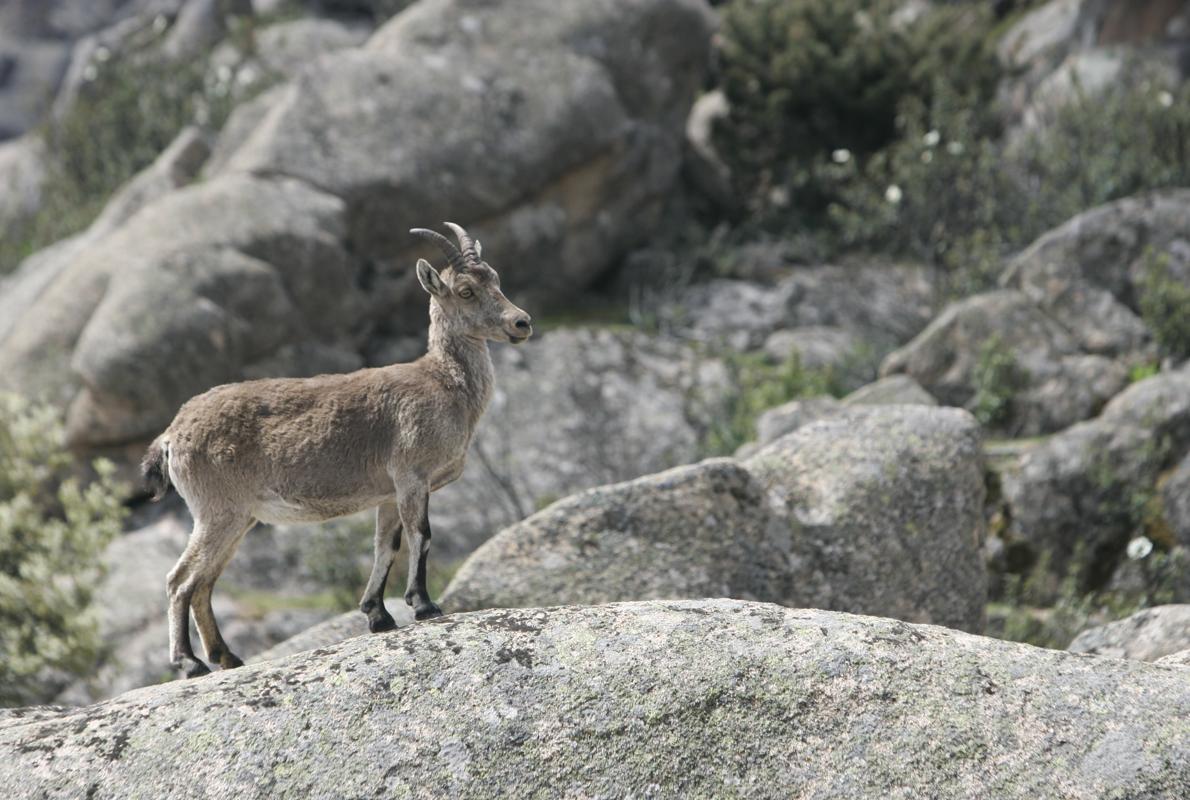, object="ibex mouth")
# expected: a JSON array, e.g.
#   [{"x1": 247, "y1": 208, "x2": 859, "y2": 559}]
[{"x1": 507, "y1": 333, "x2": 530, "y2": 345}]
